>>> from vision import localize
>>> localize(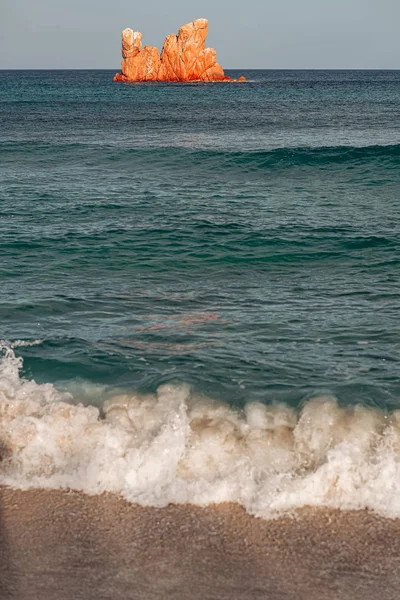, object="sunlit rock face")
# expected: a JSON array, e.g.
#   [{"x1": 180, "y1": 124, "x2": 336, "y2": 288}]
[{"x1": 113, "y1": 19, "x2": 245, "y2": 83}]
